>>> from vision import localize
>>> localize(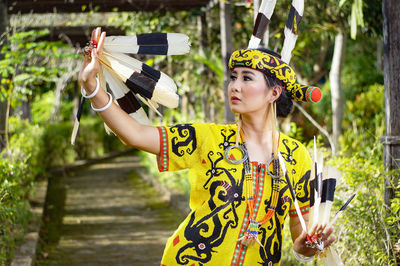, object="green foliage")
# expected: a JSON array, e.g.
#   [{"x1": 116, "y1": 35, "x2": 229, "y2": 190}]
[
  {"x1": 138, "y1": 151, "x2": 190, "y2": 198},
  {"x1": 0, "y1": 29, "x2": 77, "y2": 106},
  {"x1": 340, "y1": 83, "x2": 384, "y2": 157},
  {"x1": 1, "y1": 89, "x2": 125, "y2": 263},
  {"x1": 0, "y1": 120, "x2": 41, "y2": 263},
  {"x1": 286, "y1": 122, "x2": 305, "y2": 143},
  {"x1": 330, "y1": 154, "x2": 398, "y2": 265},
  {"x1": 342, "y1": 37, "x2": 384, "y2": 99},
  {"x1": 30, "y1": 91, "x2": 54, "y2": 124},
  {"x1": 327, "y1": 83, "x2": 397, "y2": 264}
]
